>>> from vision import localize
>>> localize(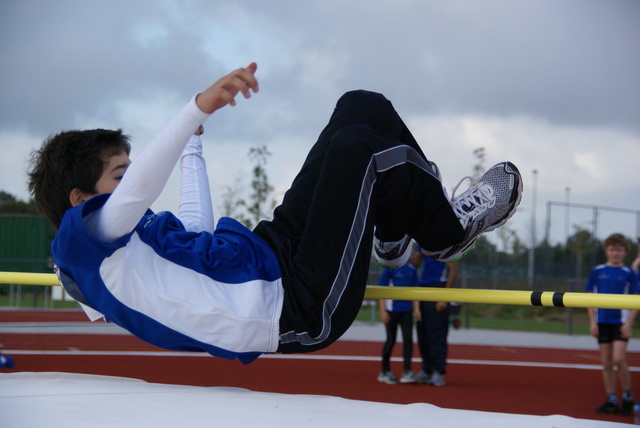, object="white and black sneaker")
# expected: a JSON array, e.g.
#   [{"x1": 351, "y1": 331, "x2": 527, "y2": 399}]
[
  {"x1": 377, "y1": 370, "x2": 399, "y2": 384},
  {"x1": 373, "y1": 233, "x2": 412, "y2": 269},
  {"x1": 422, "y1": 161, "x2": 522, "y2": 263}
]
